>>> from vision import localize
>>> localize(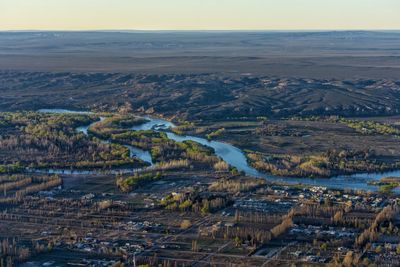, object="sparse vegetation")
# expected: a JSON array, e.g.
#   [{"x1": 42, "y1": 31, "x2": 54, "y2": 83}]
[
  {"x1": 247, "y1": 149, "x2": 400, "y2": 178},
  {"x1": 0, "y1": 112, "x2": 144, "y2": 171}
]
